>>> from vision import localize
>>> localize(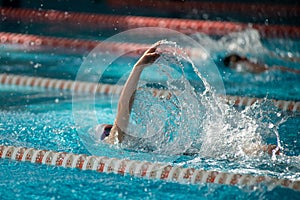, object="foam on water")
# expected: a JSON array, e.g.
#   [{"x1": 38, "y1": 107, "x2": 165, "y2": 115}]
[{"x1": 191, "y1": 28, "x2": 300, "y2": 63}]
